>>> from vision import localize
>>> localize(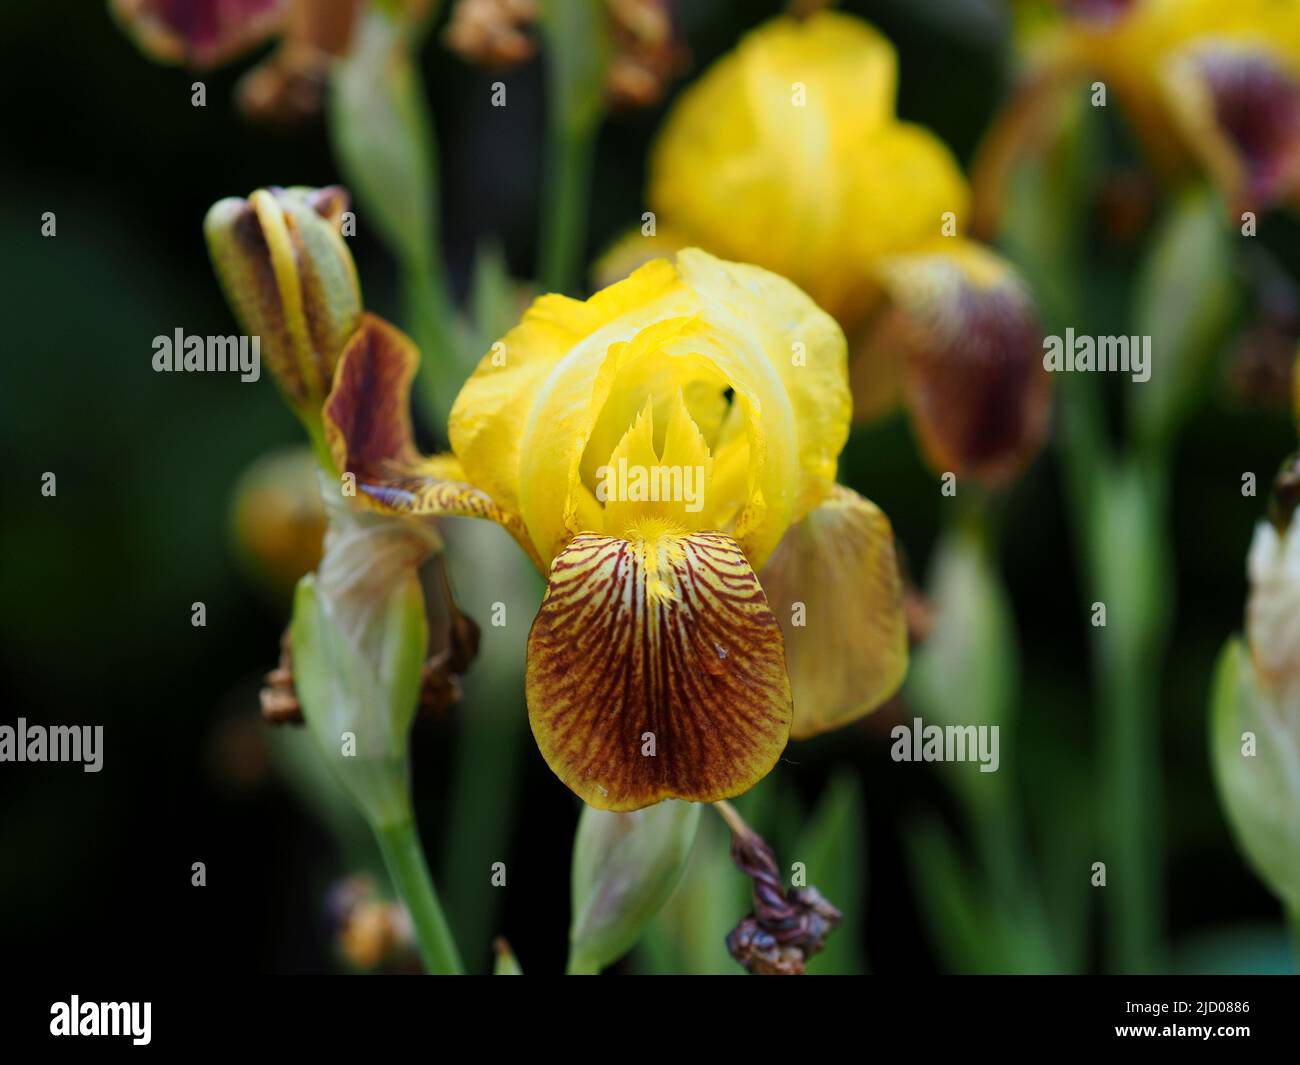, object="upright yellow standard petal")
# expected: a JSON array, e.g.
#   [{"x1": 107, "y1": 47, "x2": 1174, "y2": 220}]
[
  {"x1": 468, "y1": 250, "x2": 843, "y2": 571},
  {"x1": 760, "y1": 485, "x2": 908, "y2": 738},
  {"x1": 648, "y1": 11, "x2": 966, "y2": 328},
  {"x1": 526, "y1": 530, "x2": 792, "y2": 810}
]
